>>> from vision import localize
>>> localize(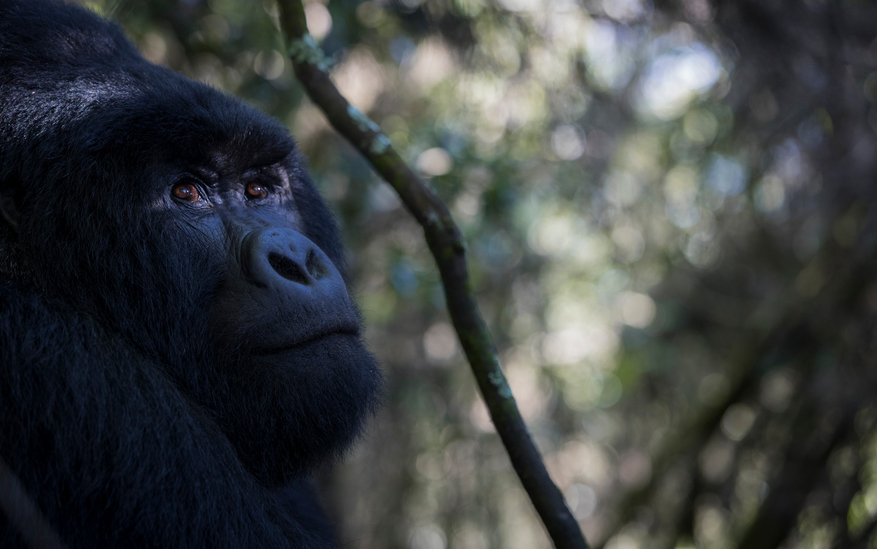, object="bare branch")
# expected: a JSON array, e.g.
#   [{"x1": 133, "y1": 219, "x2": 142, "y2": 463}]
[
  {"x1": 0, "y1": 456, "x2": 67, "y2": 549},
  {"x1": 274, "y1": 4, "x2": 589, "y2": 548}
]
